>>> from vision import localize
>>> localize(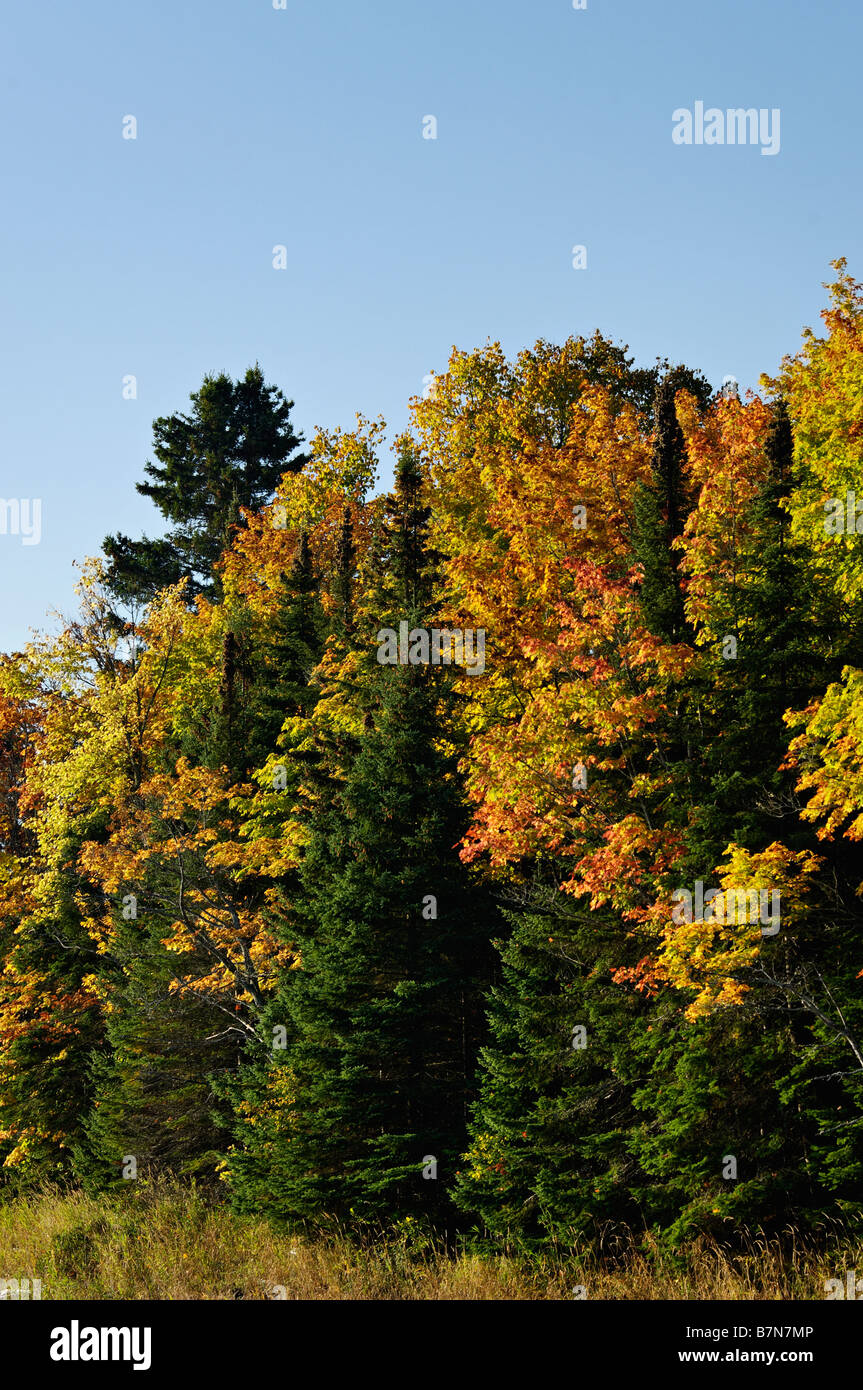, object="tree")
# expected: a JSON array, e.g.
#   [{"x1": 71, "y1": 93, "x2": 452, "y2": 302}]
[
  {"x1": 632, "y1": 366, "x2": 711, "y2": 643},
  {"x1": 251, "y1": 532, "x2": 327, "y2": 756},
  {"x1": 224, "y1": 448, "x2": 497, "y2": 1227},
  {"x1": 103, "y1": 366, "x2": 306, "y2": 604},
  {"x1": 454, "y1": 876, "x2": 649, "y2": 1245}
]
